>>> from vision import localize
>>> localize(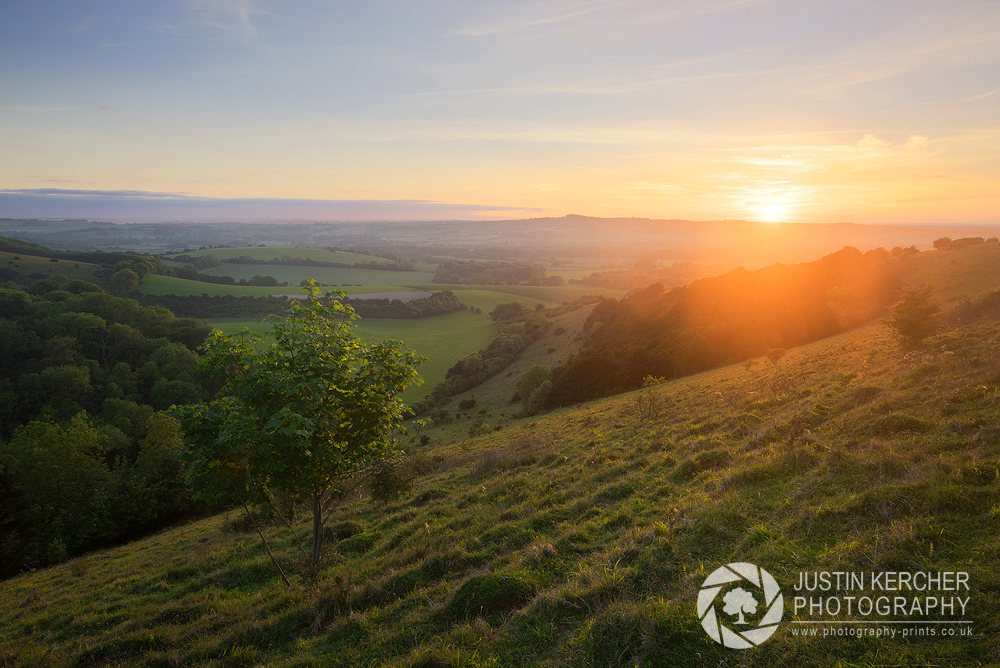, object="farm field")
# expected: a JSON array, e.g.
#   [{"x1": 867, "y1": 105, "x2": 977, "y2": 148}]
[
  {"x1": 137, "y1": 274, "x2": 423, "y2": 297},
  {"x1": 166, "y1": 246, "x2": 393, "y2": 265},
  {"x1": 0, "y1": 251, "x2": 101, "y2": 282},
  {"x1": 197, "y1": 263, "x2": 435, "y2": 287},
  {"x1": 415, "y1": 285, "x2": 625, "y2": 313},
  {"x1": 208, "y1": 309, "x2": 496, "y2": 403}
]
